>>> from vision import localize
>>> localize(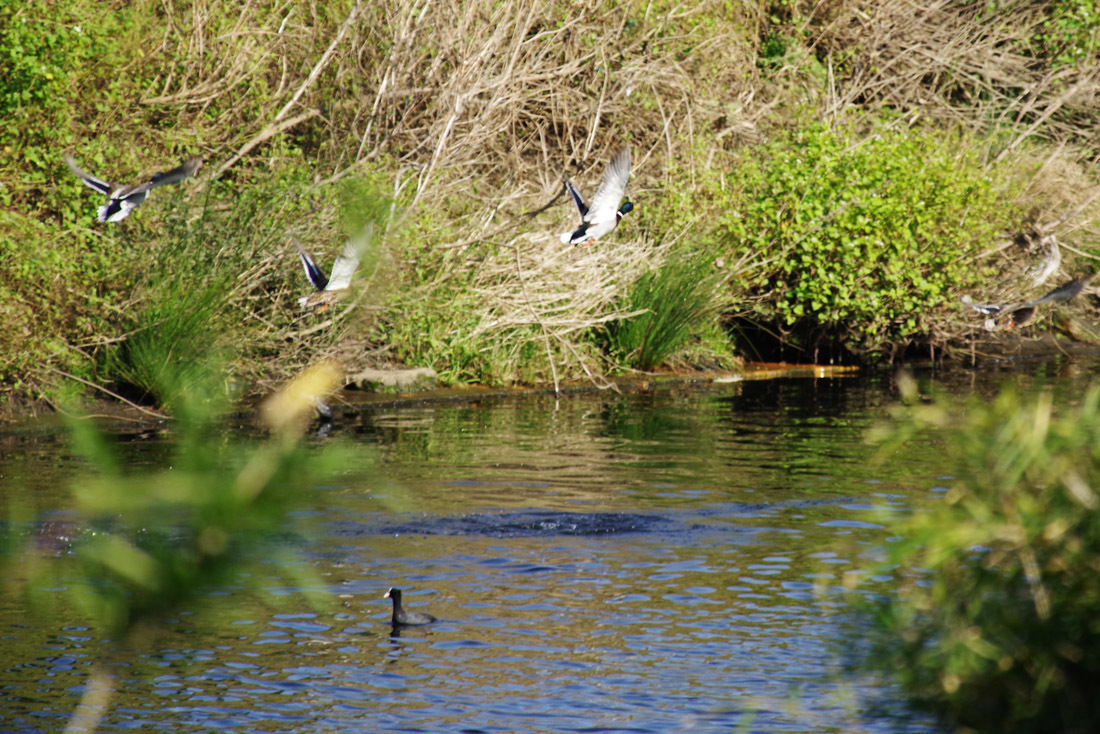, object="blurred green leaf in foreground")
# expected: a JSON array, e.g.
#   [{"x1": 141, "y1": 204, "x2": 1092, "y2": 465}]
[
  {"x1": 4, "y1": 360, "x2": 345, "y2": 733},
  {"x1": 848, "y1": 375, "x2": 1100, "y2": 733}
]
